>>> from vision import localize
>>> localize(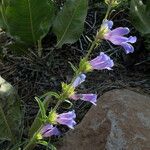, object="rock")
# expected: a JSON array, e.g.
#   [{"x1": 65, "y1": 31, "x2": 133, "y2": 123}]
[{"x1": 57, "y1": 89, "x2": 150, "y2": 150}]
